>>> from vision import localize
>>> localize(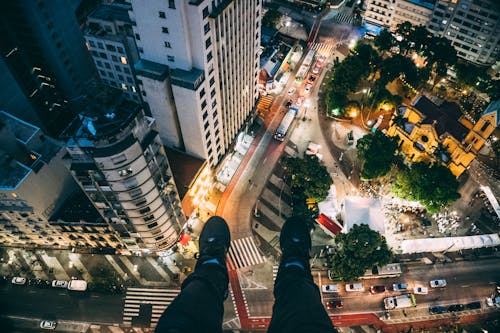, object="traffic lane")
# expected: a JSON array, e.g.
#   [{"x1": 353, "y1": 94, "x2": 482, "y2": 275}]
[{"x1": 0, "y1": 284, "x2": 123, "y2": 323}]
